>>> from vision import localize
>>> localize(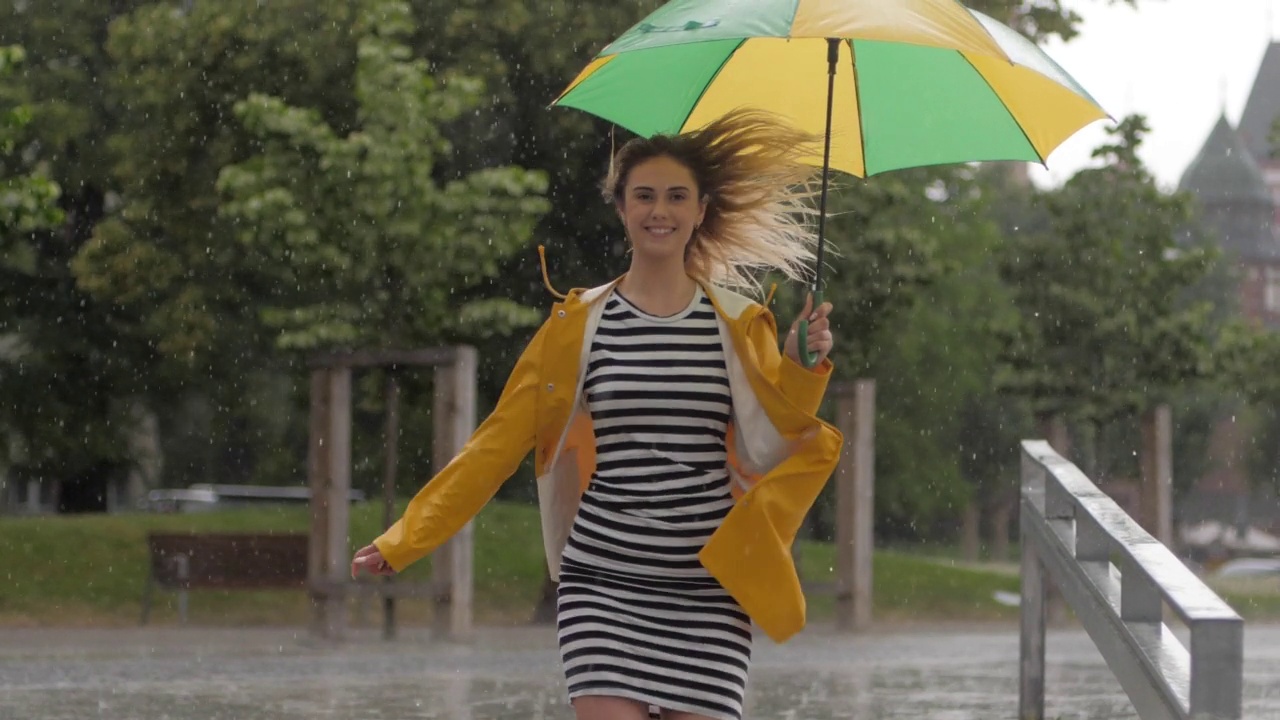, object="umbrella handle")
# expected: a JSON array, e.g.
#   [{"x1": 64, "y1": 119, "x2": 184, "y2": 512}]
[
  {"x1": 797, "y1": 39, "x2": 839, "y2": 370},
  {"x1": 796, "y1": 287, "x2": 825, "y2": 369}
]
